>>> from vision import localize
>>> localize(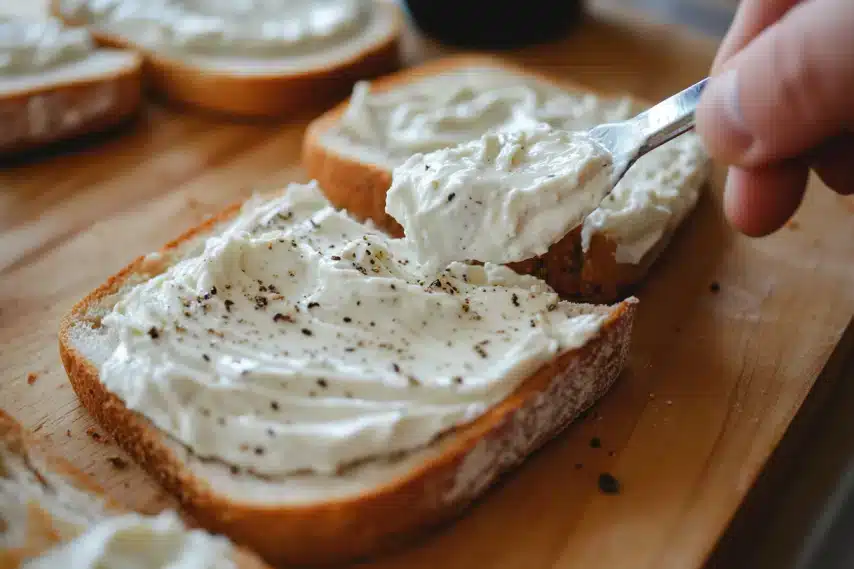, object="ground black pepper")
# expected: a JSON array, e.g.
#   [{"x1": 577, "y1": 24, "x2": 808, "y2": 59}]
[
  {"x1": 590, "y1": 437, "x2": 602, "y2": 448},
  {"x1": 710, "y1": 281, "x2": 721, "y2": 293},
  {"x1": 148, "y1": 327, "x2": 160, "y2": 339},
  {"x1": 598, "y1": 473, "x2": 620, "y2": 494}
]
